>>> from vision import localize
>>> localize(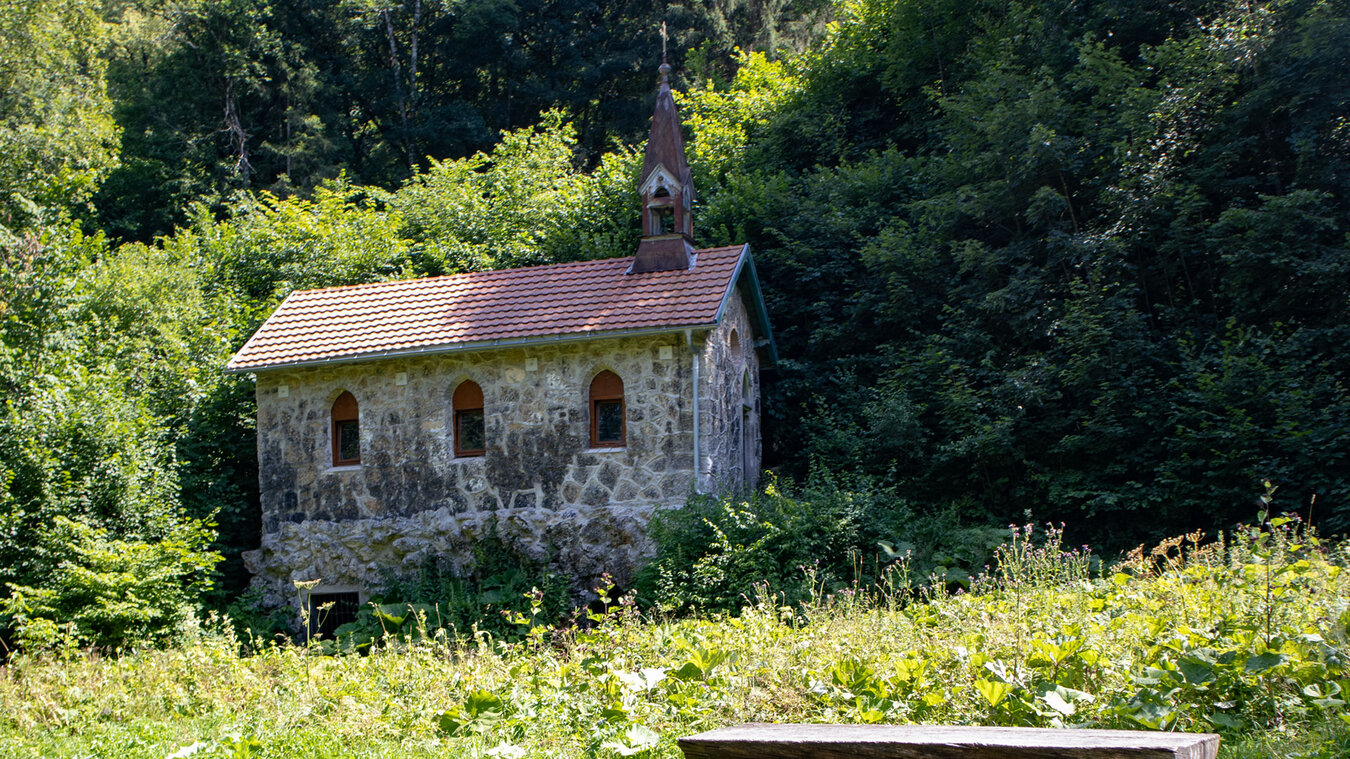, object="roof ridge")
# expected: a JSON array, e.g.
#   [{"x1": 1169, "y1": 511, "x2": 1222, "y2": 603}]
[
  {"x1": 285, "y1": 245, "x2": 746, "y2": 298},
  {"x1": 290, "y1": 256, "x2": 626, "y2": 296}
]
